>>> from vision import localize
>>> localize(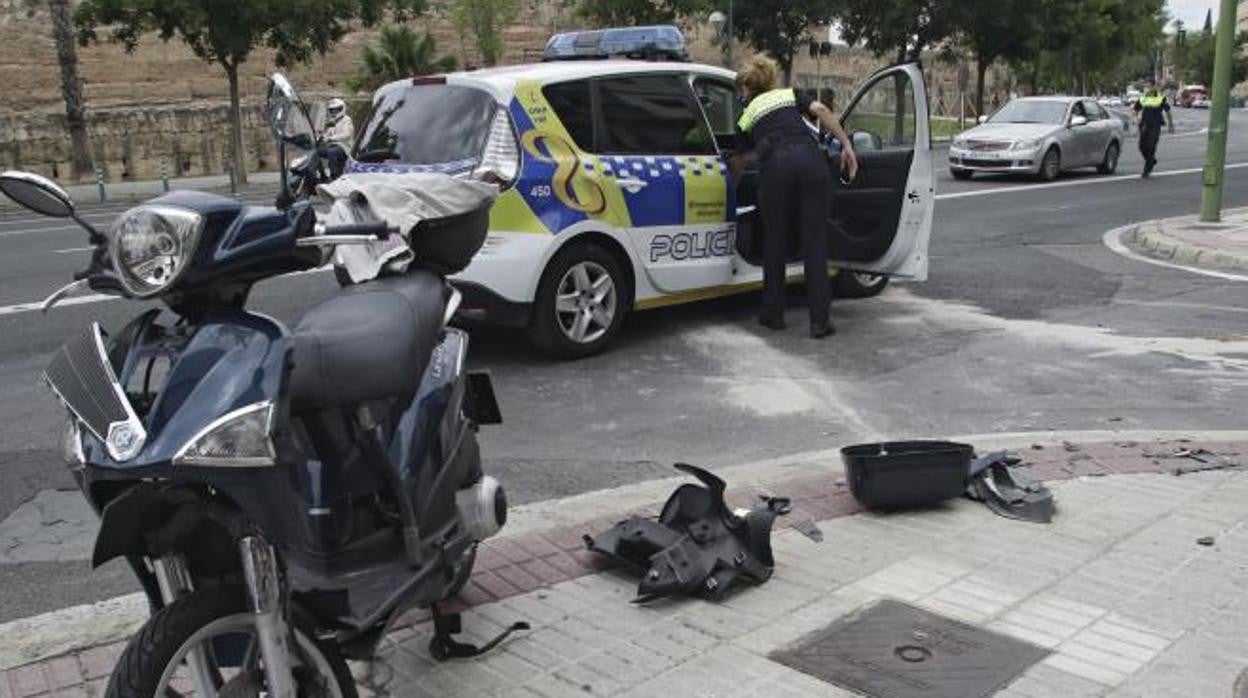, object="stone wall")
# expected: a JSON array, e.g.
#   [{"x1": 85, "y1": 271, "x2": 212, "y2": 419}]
[{"x1": 0, "y1": 1, "x2": 1009, "y2": 182}]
